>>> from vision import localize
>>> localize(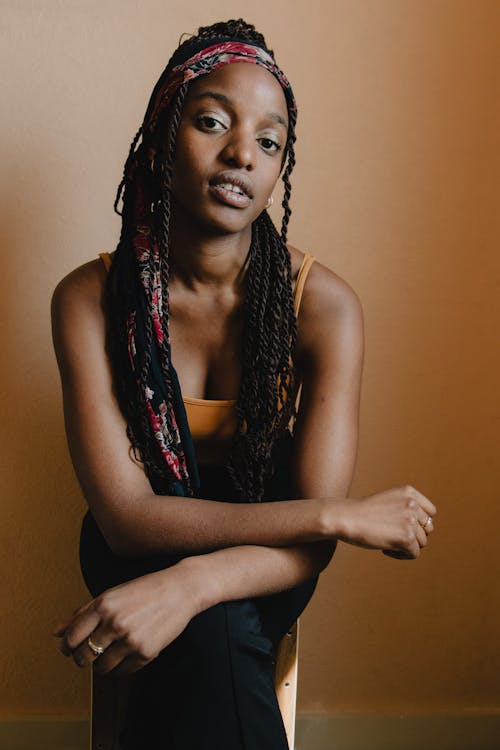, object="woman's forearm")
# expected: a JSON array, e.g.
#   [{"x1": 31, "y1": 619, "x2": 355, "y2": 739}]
[
  {"x1": 54, "y1": 539, "x2": 337, "y2": 676},
  {"x1": 97, "y1": 484, "x2": 436, "y2": 562},
  {"x1": 105, "y1": 492, "x2": 336, "y2": 556},
  {"x1": 175, "y1": 540, "x2": 337, "y2": 614}
]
